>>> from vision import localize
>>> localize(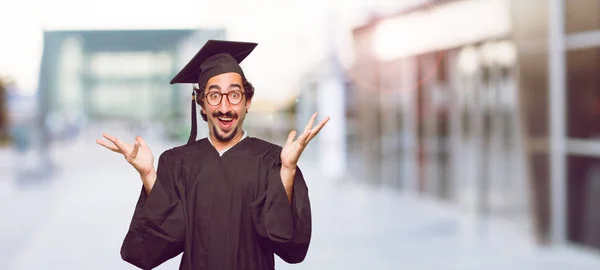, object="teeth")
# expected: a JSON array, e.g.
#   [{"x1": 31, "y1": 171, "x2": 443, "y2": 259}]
[{"x1": 218, "y1": 117, "x2": 233, "y2": 122}]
